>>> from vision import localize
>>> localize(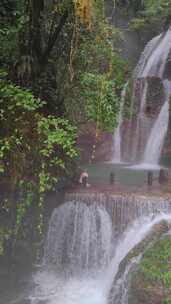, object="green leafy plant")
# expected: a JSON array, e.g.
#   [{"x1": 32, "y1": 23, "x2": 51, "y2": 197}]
[
  {"x1": 0, "y1": 76, "x2": 78, "y2": 239},
  {"x1": 139, "y1": 237, "x2": 171, "y2": 302}
]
